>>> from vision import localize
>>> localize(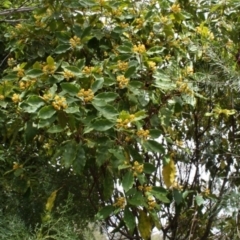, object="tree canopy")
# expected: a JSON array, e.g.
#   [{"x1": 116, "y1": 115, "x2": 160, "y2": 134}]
[{"x1": 1, "y1": 0, "x2": 240, "y2": 239}]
